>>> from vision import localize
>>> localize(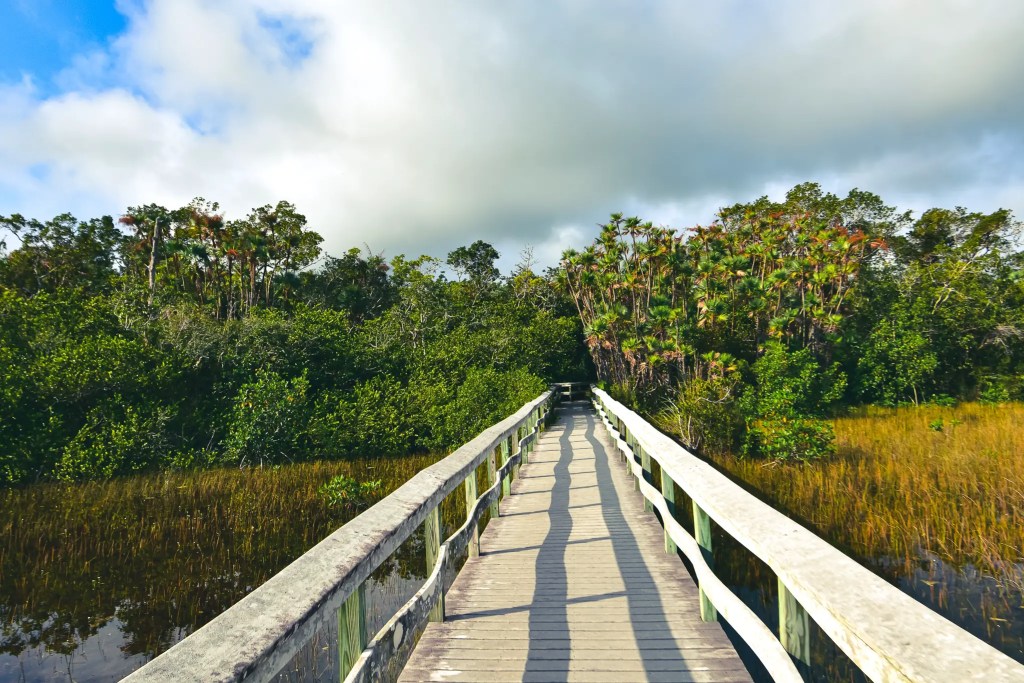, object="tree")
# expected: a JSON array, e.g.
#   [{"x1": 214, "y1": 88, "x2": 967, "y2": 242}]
[
  {"x1": 447, "y1": 240, "x2": 500, "y2": 292},
  {"x1": 120, "y1": 204, "x2": 172, "y2": 306},
  {"x1": 0, "y1": 213, "x2": 124, "y2": 295}
]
